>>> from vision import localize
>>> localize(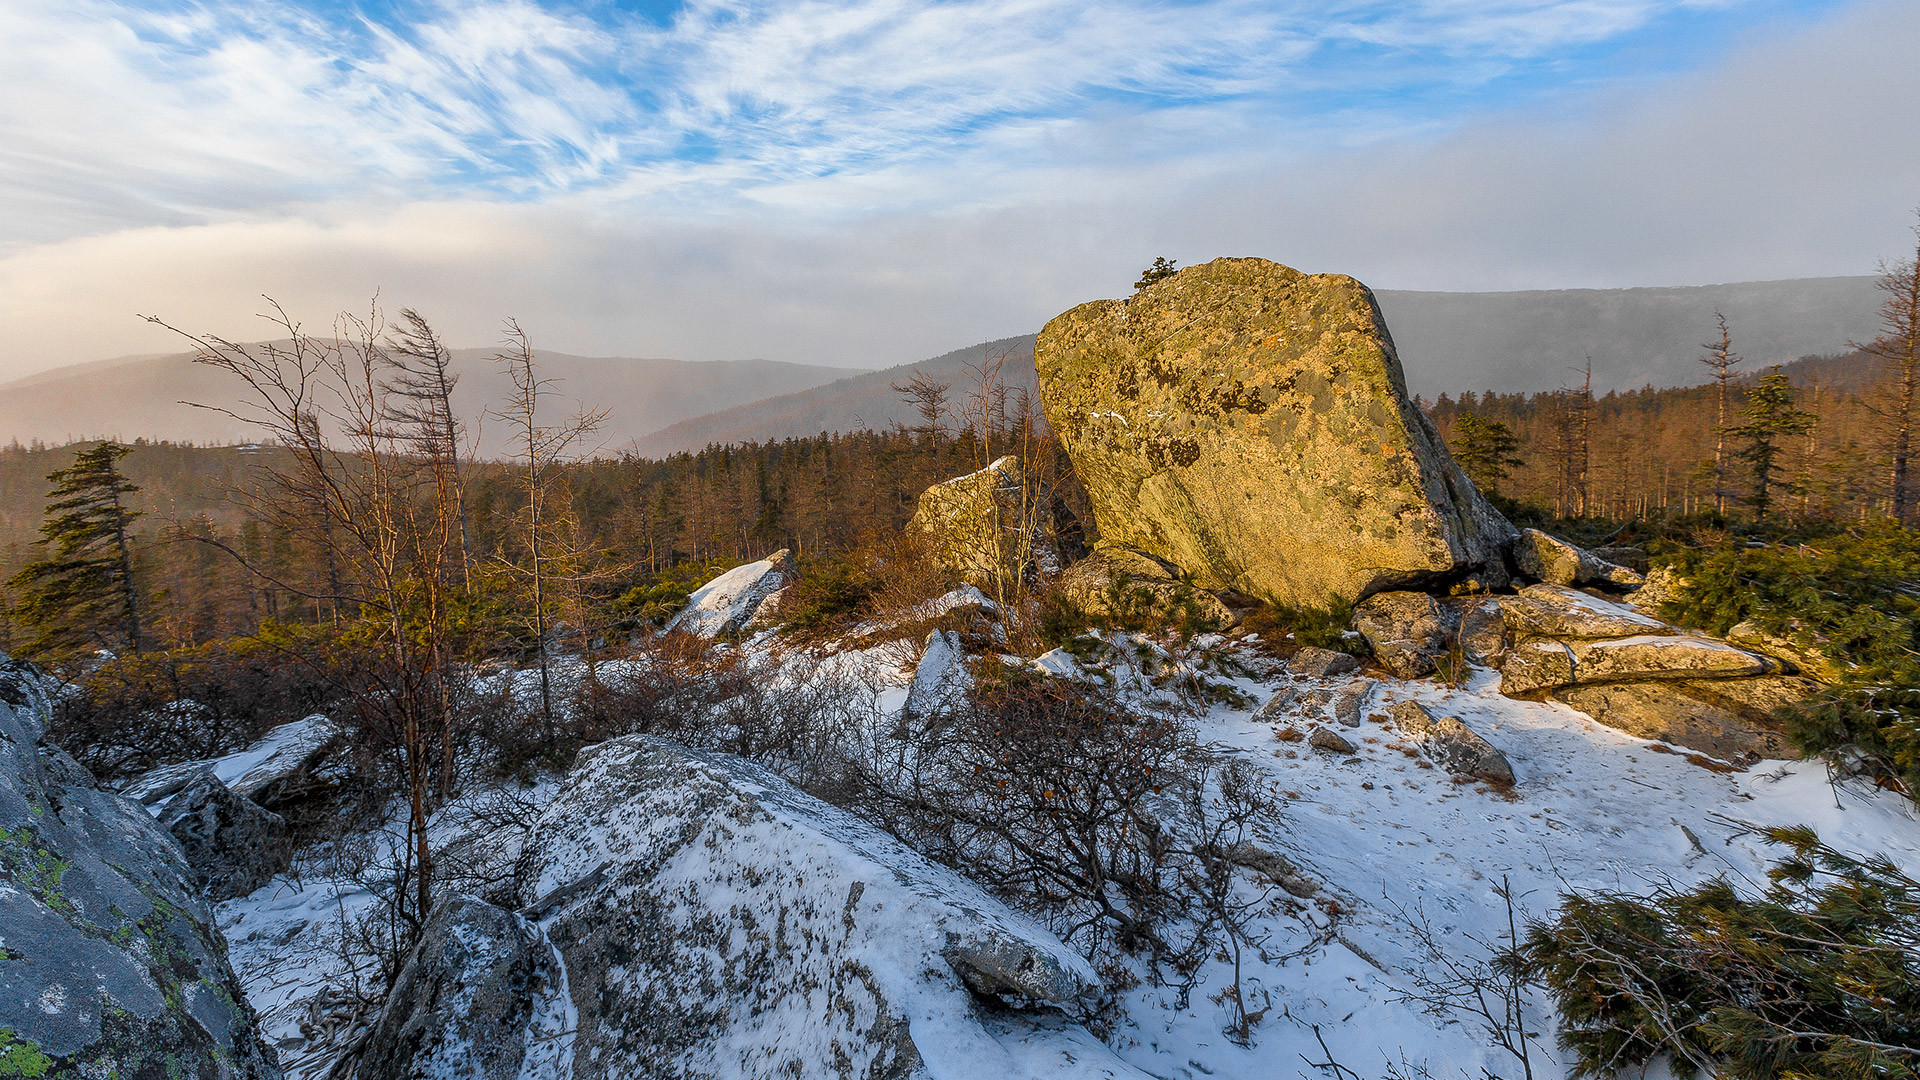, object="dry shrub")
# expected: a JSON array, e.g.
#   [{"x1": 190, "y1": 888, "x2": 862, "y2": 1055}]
[{"x1": 848, "y1": 662, "x2": 1285, "y2": 984}]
